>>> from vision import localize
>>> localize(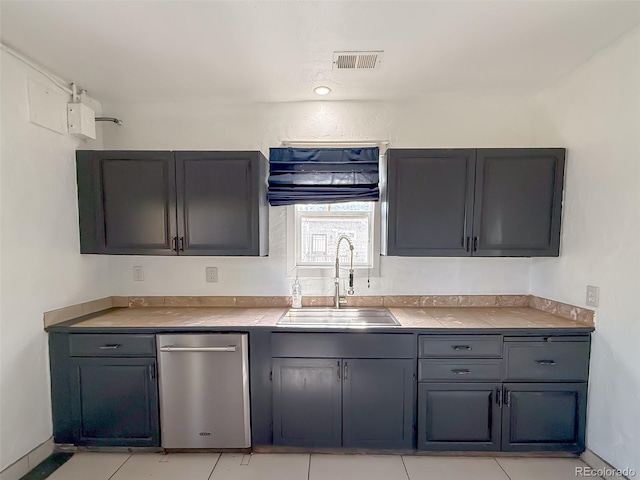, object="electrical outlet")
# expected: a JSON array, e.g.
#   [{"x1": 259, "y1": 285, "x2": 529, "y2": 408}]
[
  {"x1": 206, "y1": 267, "x2": 218, "y2": 283},
  {"x1": 133, "y1": 266, "x2": 144, "y2": 282},
  {"x1": 586, "y1": 285, "x2": 599, "y2": 307}
]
